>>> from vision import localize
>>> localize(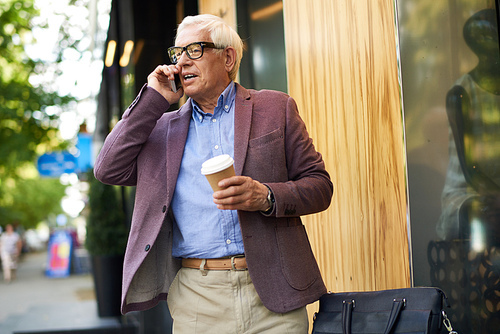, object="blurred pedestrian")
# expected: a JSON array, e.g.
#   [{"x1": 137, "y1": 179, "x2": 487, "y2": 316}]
[{"x1": 0, "y1": 224, "x2": 22, "y2": 283}]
